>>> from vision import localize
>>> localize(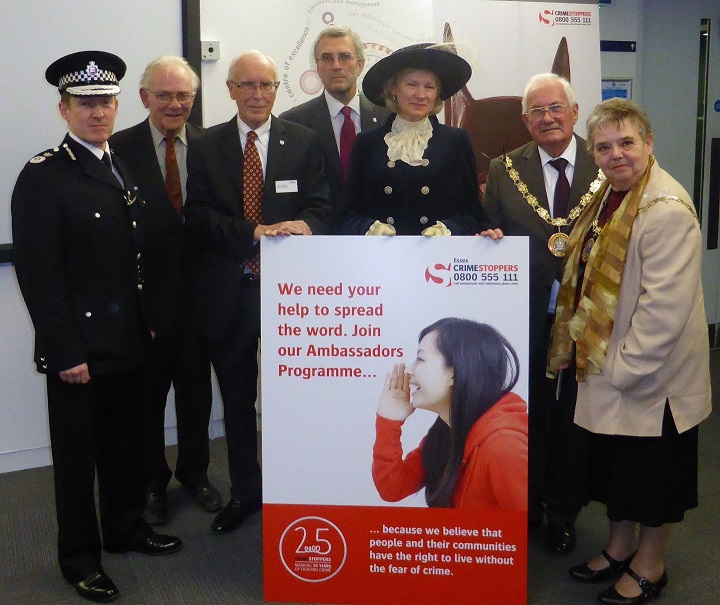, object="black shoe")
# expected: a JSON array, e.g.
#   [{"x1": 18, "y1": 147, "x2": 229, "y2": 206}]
[
  {"x1": 70, "y1": 570, "x2": 119, "y2": 603},
  {"x1": 598, "y1": 569, "x2": 668, "y2": 604},
  {"x1": 570, "y1": 549, "x2": 635, "y2": 583},
  {"x1": 547, "y1": 522, "x2": 577, "y2": 554},
  {"x1": 211, "y1": 498, "x2": 262, "y2": 535},
  {"x1": 184, "y1": 478, "x2": 223, "y2": 513},
  {"x1": 144, "y1": 489, "x2": 169, "y2": 526},
  {"x1": 105, "y1": 533, "x2": 182, "y2": 556}
]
